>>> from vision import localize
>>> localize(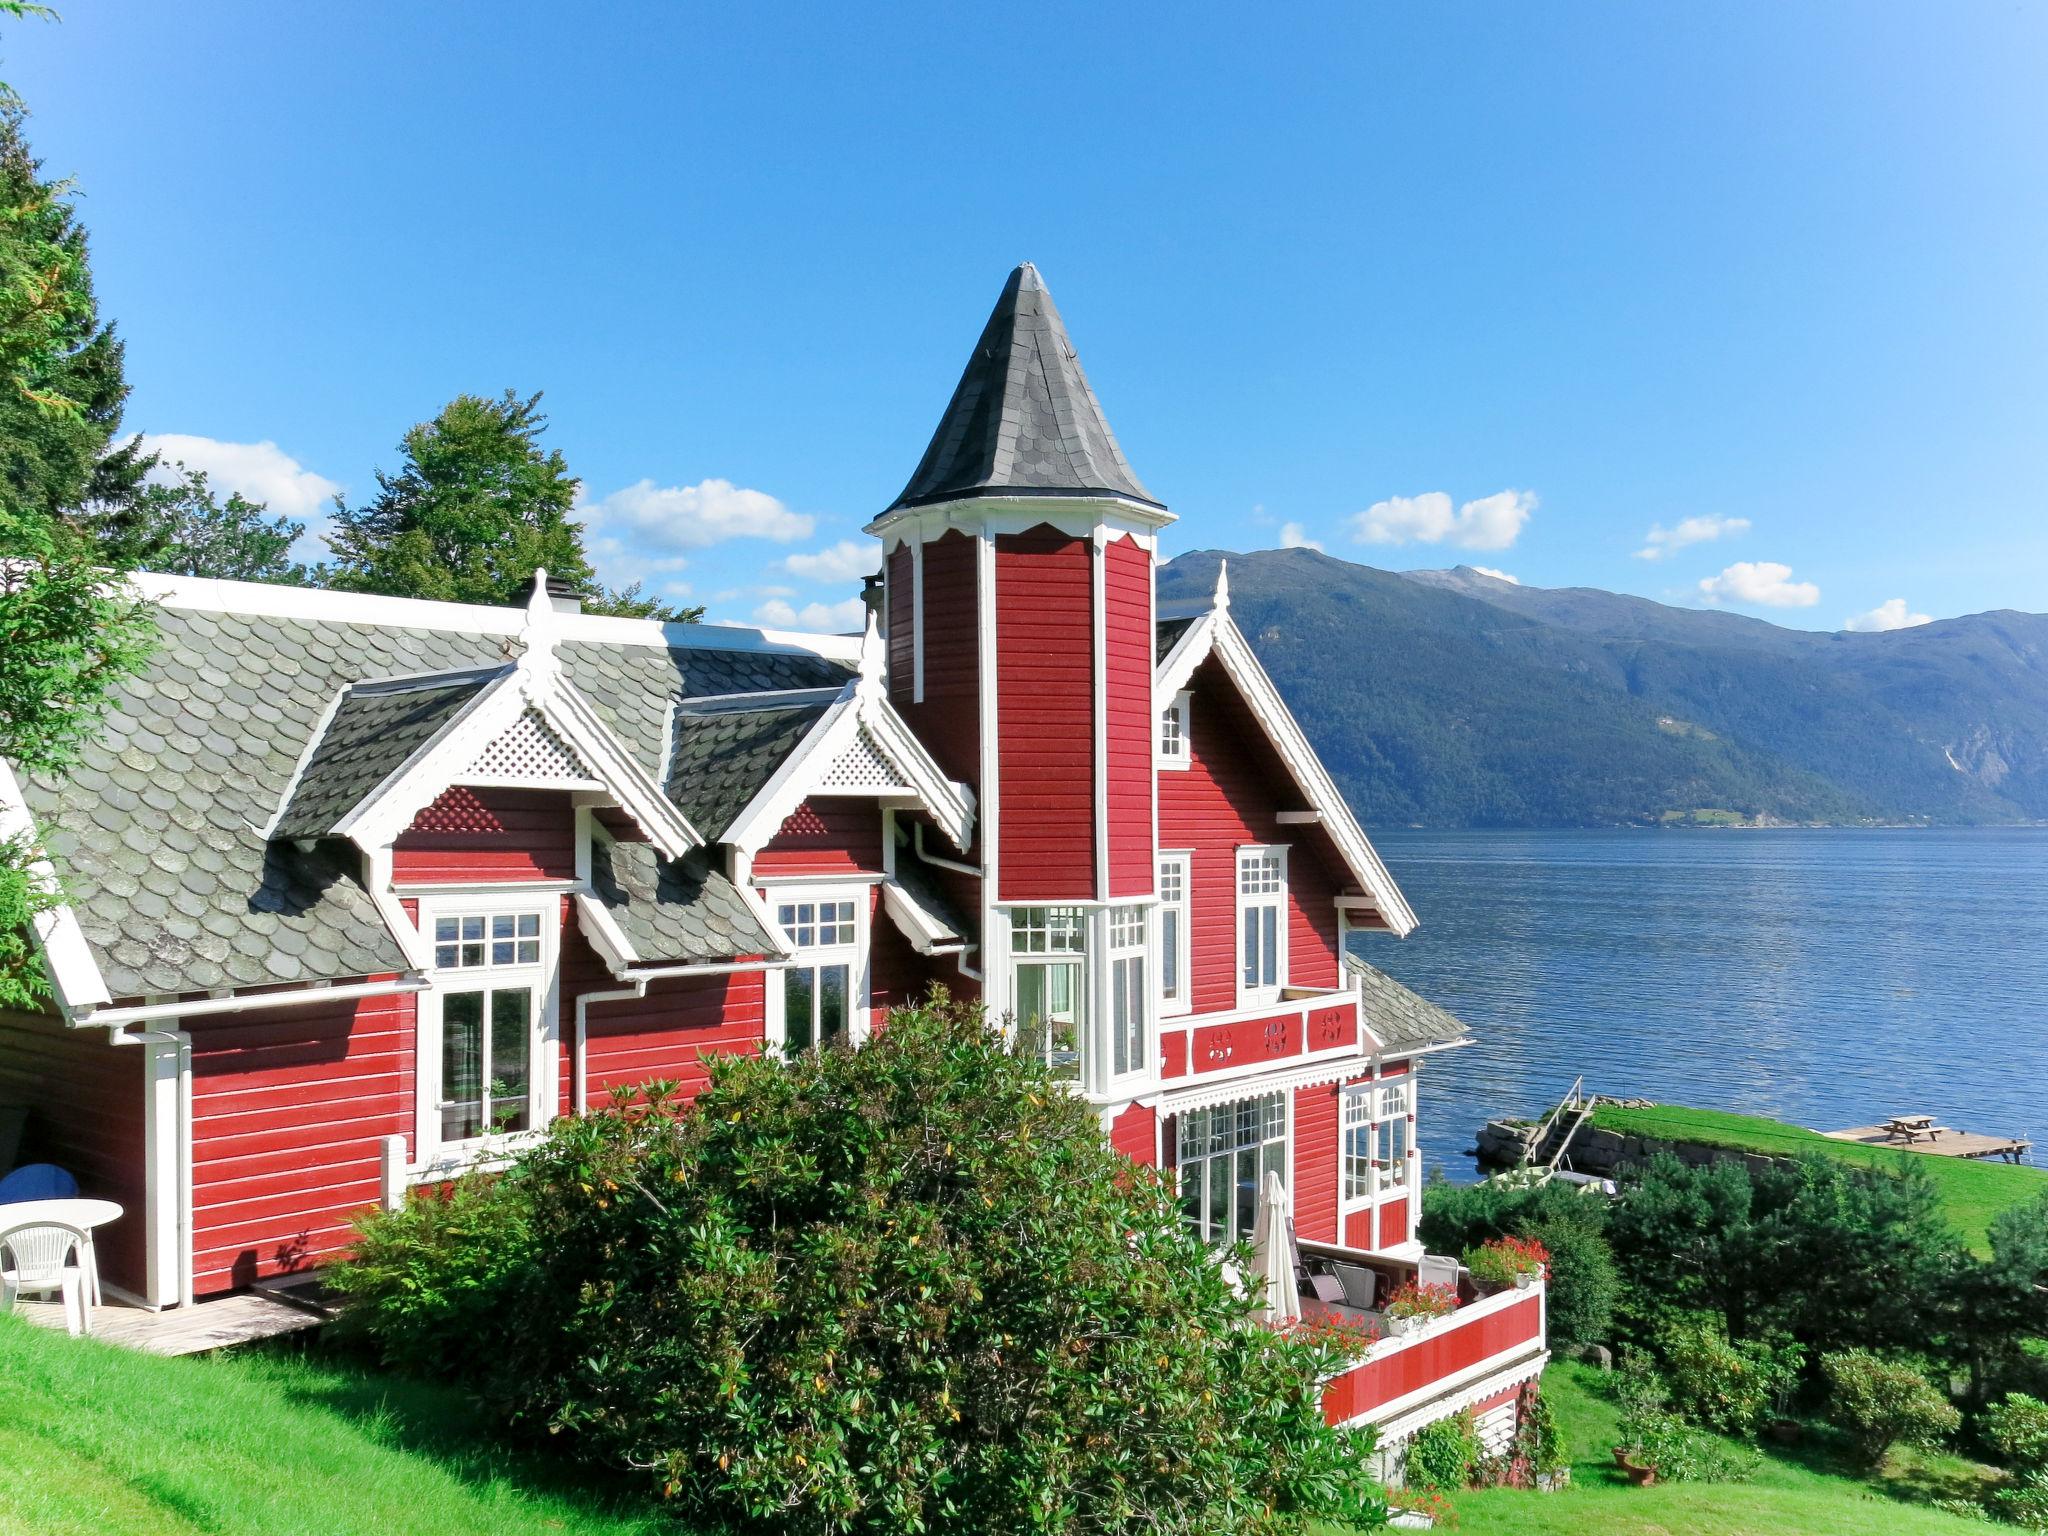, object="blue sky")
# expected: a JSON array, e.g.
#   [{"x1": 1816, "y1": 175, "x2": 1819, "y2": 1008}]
[{"x1": 12, "y1": 2, "x2": 2046, "y2": 631}]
